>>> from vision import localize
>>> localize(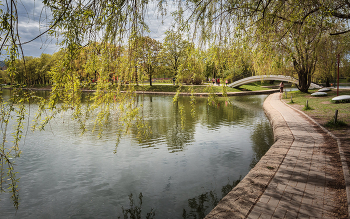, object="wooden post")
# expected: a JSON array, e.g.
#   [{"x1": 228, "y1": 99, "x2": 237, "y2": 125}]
[
  {"x1": 334, "y1": 110, "x2": 338, "y2": 124},
  {"x1": 306, "y1": 100, "x2": 308, "y2": 108}
]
